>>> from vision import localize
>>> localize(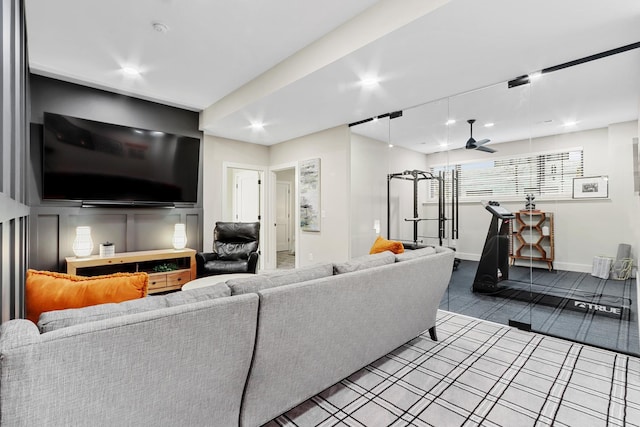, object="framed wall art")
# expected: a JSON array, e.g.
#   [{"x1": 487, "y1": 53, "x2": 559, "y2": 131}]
[
  {"x1": 572, "y1": 176, "x2": 608, "y2": 199},
  {"x1": 299, "y1": 158, "x2": 321, "y2": 232}
]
